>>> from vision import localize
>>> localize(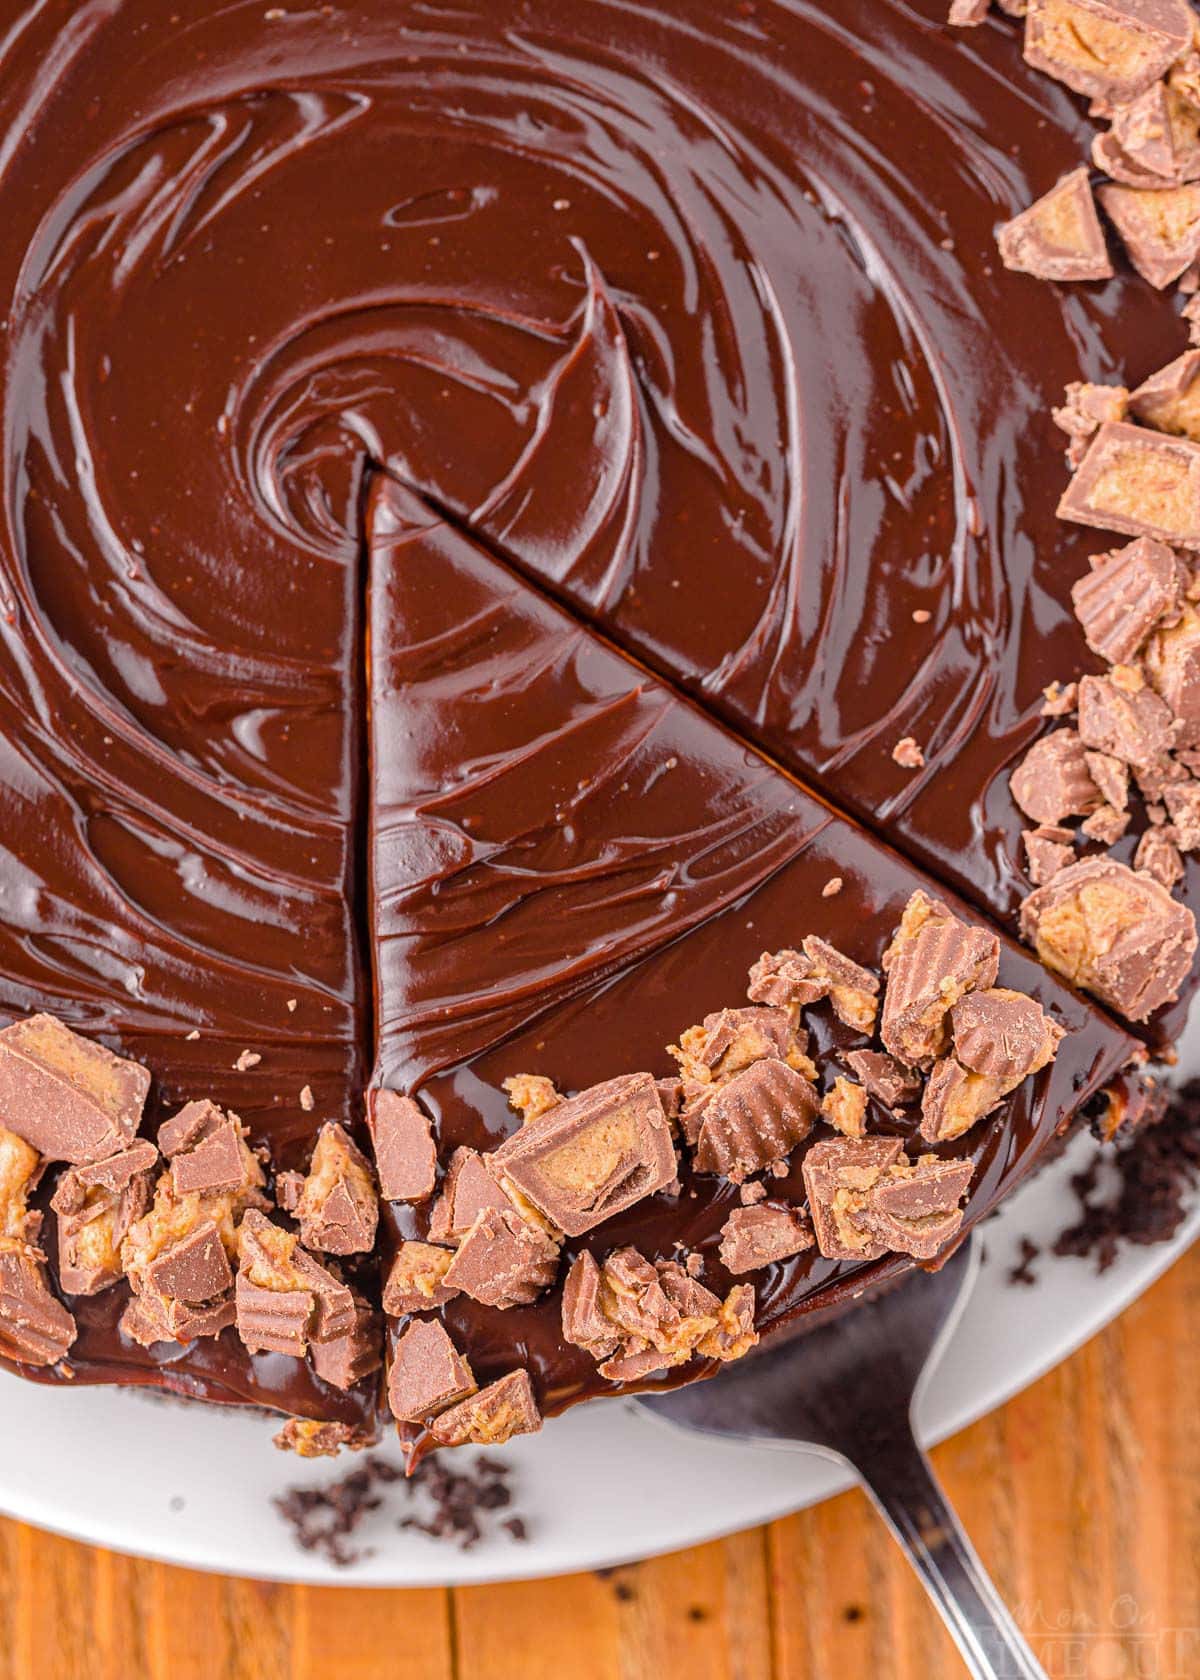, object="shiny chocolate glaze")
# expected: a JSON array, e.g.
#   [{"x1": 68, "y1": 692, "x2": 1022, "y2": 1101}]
[{"x1": 0, "y1": 0, "x2": 1154, "y2": 1427}]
